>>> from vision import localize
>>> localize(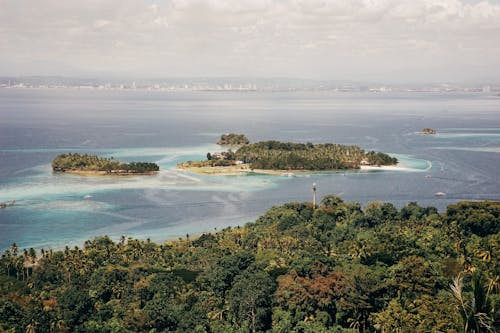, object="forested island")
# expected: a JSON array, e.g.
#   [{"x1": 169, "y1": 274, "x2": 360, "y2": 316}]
[
  {"x1": 179, "y1": 140, "x2": 398, "y2": 175},
  {"x1": 52, "y1": 153, "x2": 159, "y2": 175},
  {"x1": 217, "y1": 133, "x2": 250, "y2": 146},
  {"x1": 0, "y1": 196, "x2": 498, "y2": 332},
  {"x1": 421, "y1": 128, "x2": 437, "y2": 135}
]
